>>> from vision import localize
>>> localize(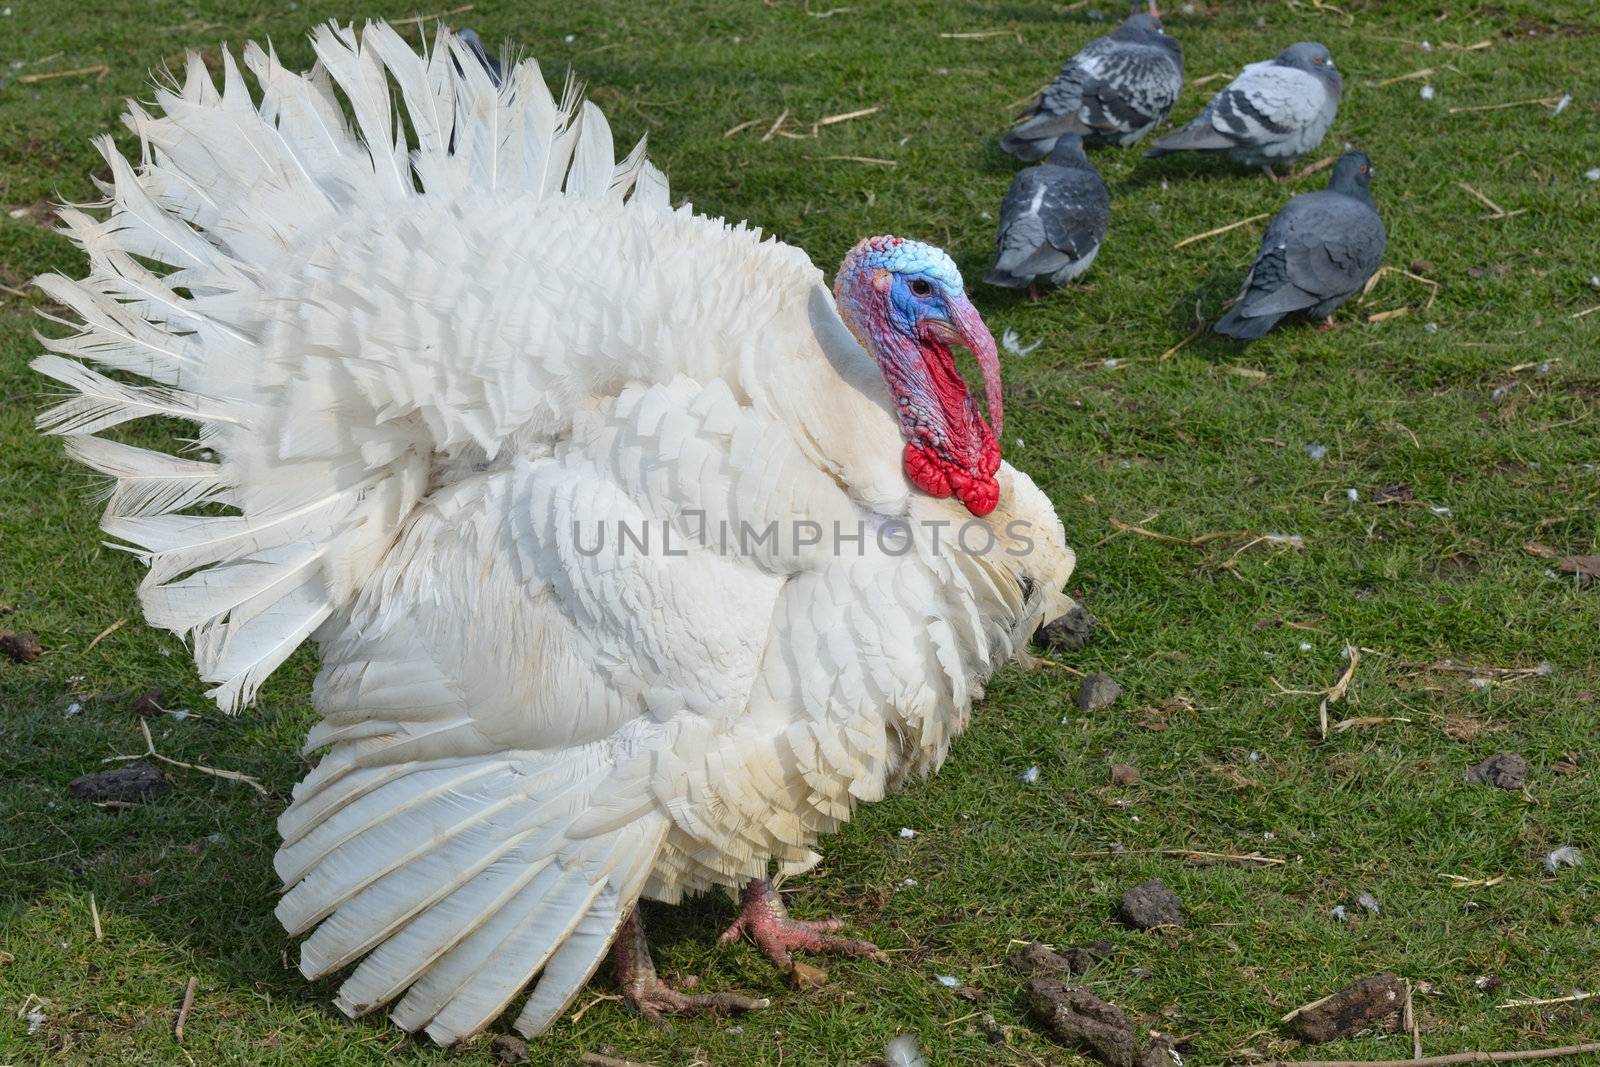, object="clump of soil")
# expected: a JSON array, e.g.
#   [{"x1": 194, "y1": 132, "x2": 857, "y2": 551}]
[
  {"x1": 1119, "y1": 880, "x2": 1182, "y2": 930},
  {"x1": 1289, "y1": 972, "x2": 1405, "y2": 1043},
  {"x1": 1008, "y1": 940, "x2": 1111, "y2": 978},
  {"x1": 1065, "y1": 941, "x2": 1114, "y2": 973},
  {"x1": 1036, "y1": 604, "x2": 1097, "y2": 652},
  {"x1": 491, "y1": 1034, "x2": 528, "y2": 1063},
  {"x1": 130, "y1": 687, "x2": 166, "y2": 717},
  {"x1": 1026, "y1": 980, "x2": 1138, "y2": 1067},
  {"x1": 1466, "y1": 752, "x2": 1527, "y2": 790},
  {"x1": 0, "y1": 632, "x2": 42, "y2": 663},
  {"x1": 1076, "y1": 673, "x2": 1122, "y2": 711},
  {"x1": 1110, "y1": 763, "x2": 1141, "y2": 786},
  {"x1": 69, "y1": 761, "x2": 168, "y2": 804}
]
